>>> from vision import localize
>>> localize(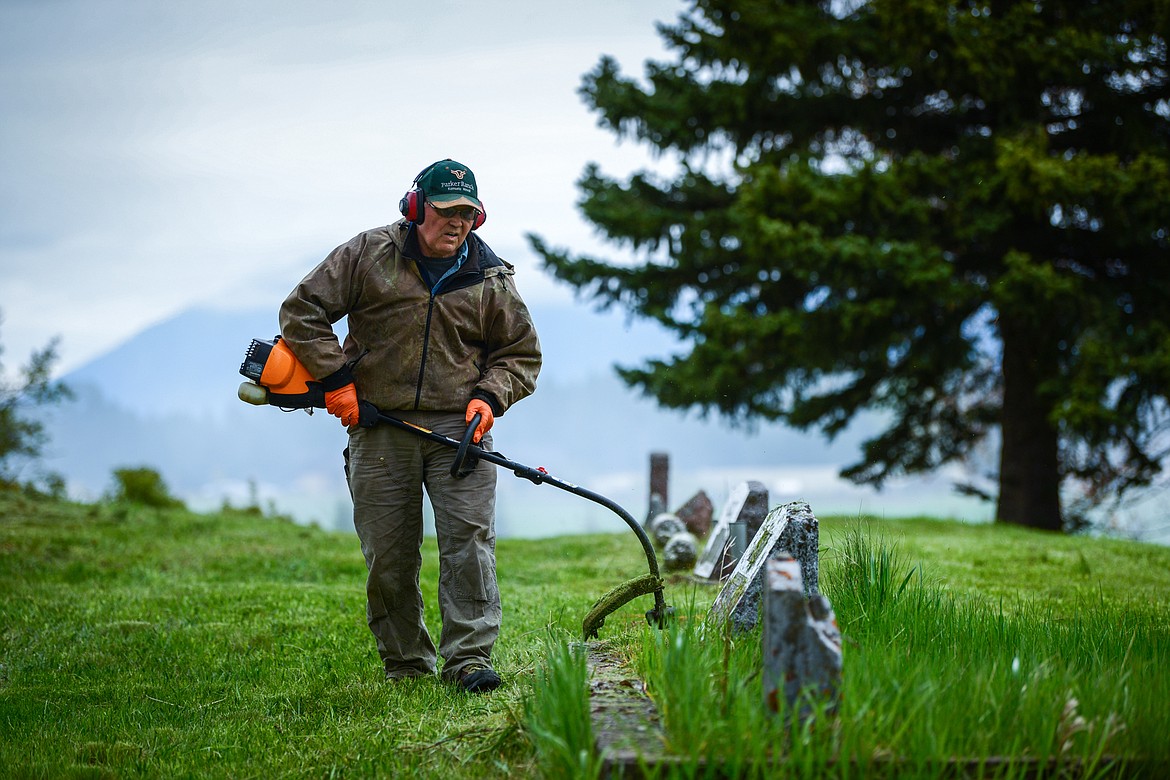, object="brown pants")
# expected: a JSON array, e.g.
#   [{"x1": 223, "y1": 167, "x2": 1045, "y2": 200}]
[{"x1": 343, "y1": 411, "x2": 500, "y2": 680}]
